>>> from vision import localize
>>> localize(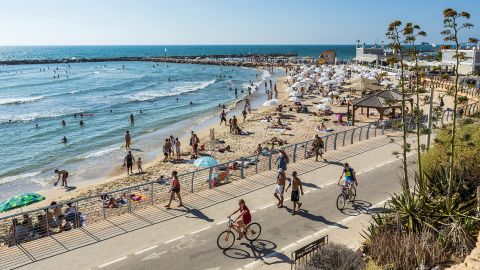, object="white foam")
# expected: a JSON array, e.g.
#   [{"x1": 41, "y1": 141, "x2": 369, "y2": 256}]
[
  {"x1": 129, "y1": 79, "x2": 216, "y2": 102},
  {"x1": 84, "y1": 147, "x2": 118, "y2": 159},
  {"x1": 0, "y1": 96, "x2": 44, "y2": 106},
  {"x1": 0, "y1": 171, "x2": 42, "y2": 185}
]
